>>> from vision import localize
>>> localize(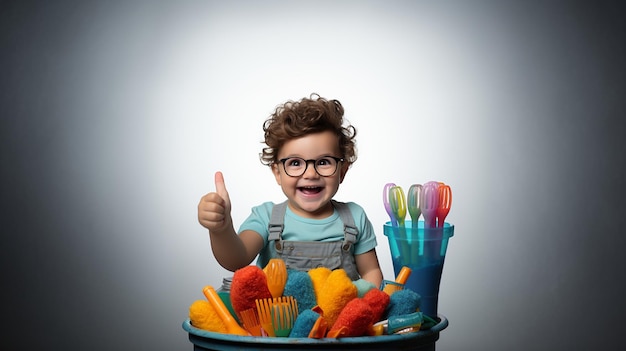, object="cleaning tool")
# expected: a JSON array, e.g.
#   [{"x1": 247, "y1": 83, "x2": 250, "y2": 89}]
[
  {"x1": 215, "y1": 277, "x2": 238, "y2": 323},
  {"x1": 188, "y1": 300, "x2": 228, "y2": 333},
  {"x1": 327, "y1": 298, "x2": 375, "y2": 338},
  {"x1": 420, "y1": 314, "x2": 440, "y2": 330},
  {"x1": 382, "y1": 266, "x2": 411, "y2": 295},
  {"x1": 361, "y1": 288, "x2": 390, "y2": 322},
  {"x1": 385, "y1": 288, "x2": 421, "y2": 318},
  {"x1": 307, "y1": 306, "x2": 329, "y2": 338},
  {"x1": 283, "y1": 269, "x2": 317, "y2": 312},
  {"x1": 317, "y1": 269, "x2": 358, "y2": 327},
  {"x1": 202, "y1": 286, "x2": 250, "y2": 336},
  {"x1": 308, "y1": 266, "x2": 332, "y2": 301},
  {"x1": 368, "y1": 311, "x2": 424, "y2": 336},
  {"x1": 255, "y1": 298, "x2": 276, "y2": 337},
  {"x1": 288, "y1": 308, "x2": 321, "y2": 338},
  {"x1": 239, "y1": 308, "x2": 262, "y2": 336},
  {"x1": 256, "y1": 296, "x2": 299, "y2": 337},
  {"x1": 230, "y1": 265, "x2": 272, "y2": 318},
  {"x1": 353, "y1": 278, "x2": 377, "y2": 297},
  {"x1": 263, "y1": 258, "x2": 287, "y2": 298}
]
